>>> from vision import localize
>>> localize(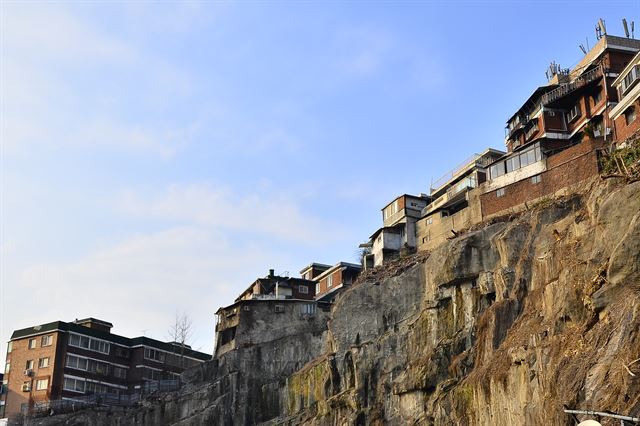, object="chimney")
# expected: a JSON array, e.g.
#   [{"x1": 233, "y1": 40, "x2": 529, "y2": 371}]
[{"x1": 269, "y1": 269, "x2": 275, "y2": 278}]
